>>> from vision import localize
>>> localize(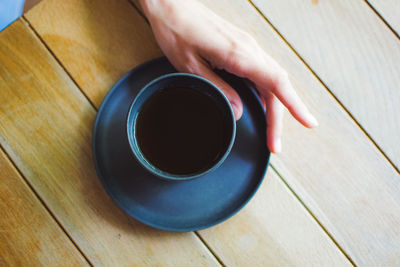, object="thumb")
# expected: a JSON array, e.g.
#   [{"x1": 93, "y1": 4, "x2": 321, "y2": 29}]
[{"x1": 189, "y1": 59, "x2": 243, "y2": 120}]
